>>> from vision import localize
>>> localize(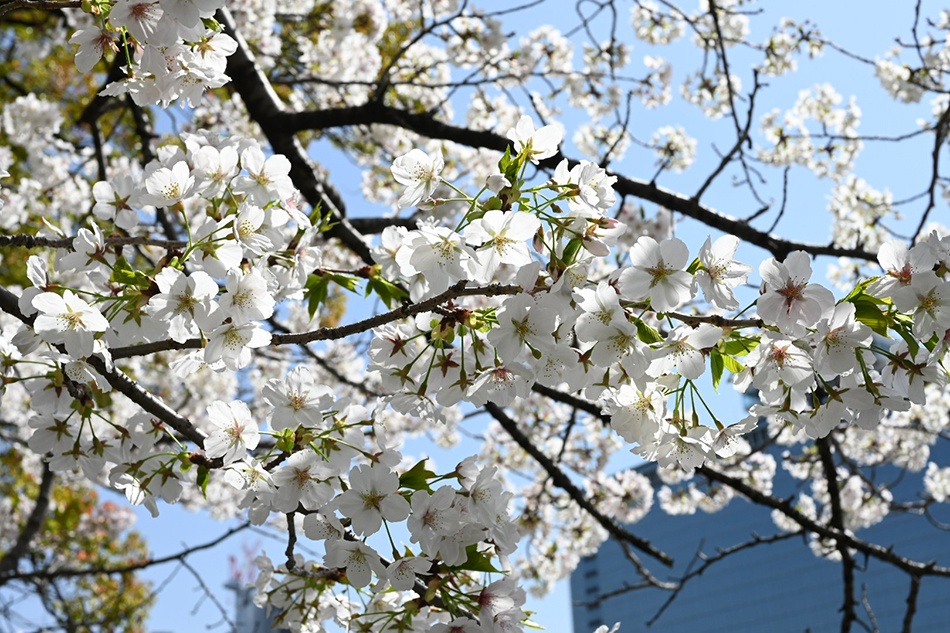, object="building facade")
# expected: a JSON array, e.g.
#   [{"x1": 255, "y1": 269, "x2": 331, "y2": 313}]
[{"x1": 571, "y1": 430, "x2": 950, "y2": 632}]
